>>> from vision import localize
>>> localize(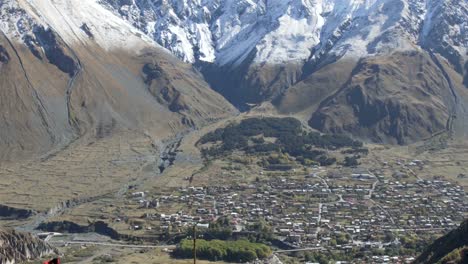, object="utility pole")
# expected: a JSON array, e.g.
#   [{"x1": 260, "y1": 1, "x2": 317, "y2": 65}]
[{"x1": 193, "y1": 224, "x2": 197, "y2": 264}]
